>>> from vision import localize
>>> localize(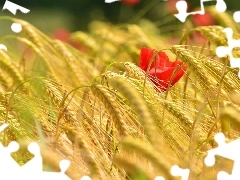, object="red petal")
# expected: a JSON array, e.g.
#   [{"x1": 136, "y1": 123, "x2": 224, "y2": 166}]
[
  {"x1": 154, "y1": 51, "x2": 173, "y2": 68},
  {"x1": 149, "y1": 67, "x2": 175, "y2": 91},
  {"x1": 149, "y1": 65, "x2": 187, "y2": 91},
  {"x1": 170, "y1": 65, "x2": 187, "y2": 85},
  {"x1": 139, "y1": 47, "x2": 155, "y2": 71},
  {"x1": 139, "y1": 47, "x2": 188, "y2": 91},
  {"x1": 149, "y1": 67, "x2": 175, "y2": 82}
]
